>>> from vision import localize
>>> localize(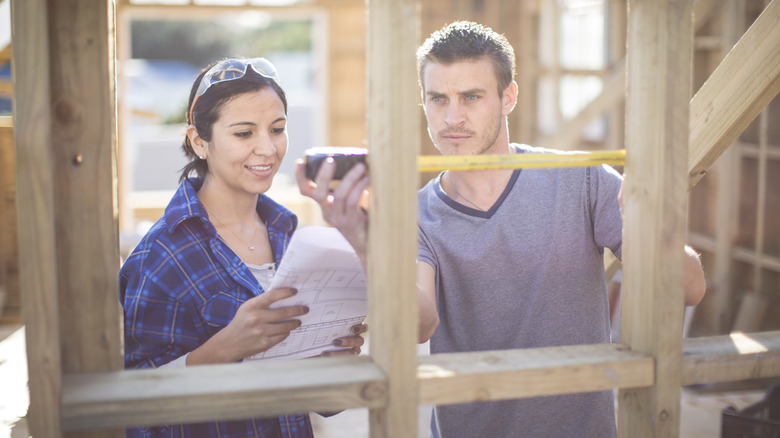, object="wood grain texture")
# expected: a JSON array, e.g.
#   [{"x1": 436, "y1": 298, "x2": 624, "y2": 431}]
[
  {"x1": 688, "y1": 0, "x2": 780, "y2": 189},
  {"x1": 62, "y1": 356, "x2": 387, "y2": 430},
  {"x1": 682, "y1": 331, "x2": 780, "y2": 385},
  {"x1": 49, "y1": 0, "x2": 123, "y2": 376},
  {"x1": 53, "y1": 332, "x2": 780, "y2": 430},
  {"x1": 11, "y1": 0, "x2": 63, "y2": 435},
  {"x1": 619, "y1": 0, "x2": 693, "y2": 436},
  {"x1": 419, "y1": 343, "x2": 654, "y2": 406},
  {"x1": 0, "y1": 121, "x2": 20, "y2": 323},
  {"x1": 366, "y1": 1, "x2": 420, "y2": 437}
]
